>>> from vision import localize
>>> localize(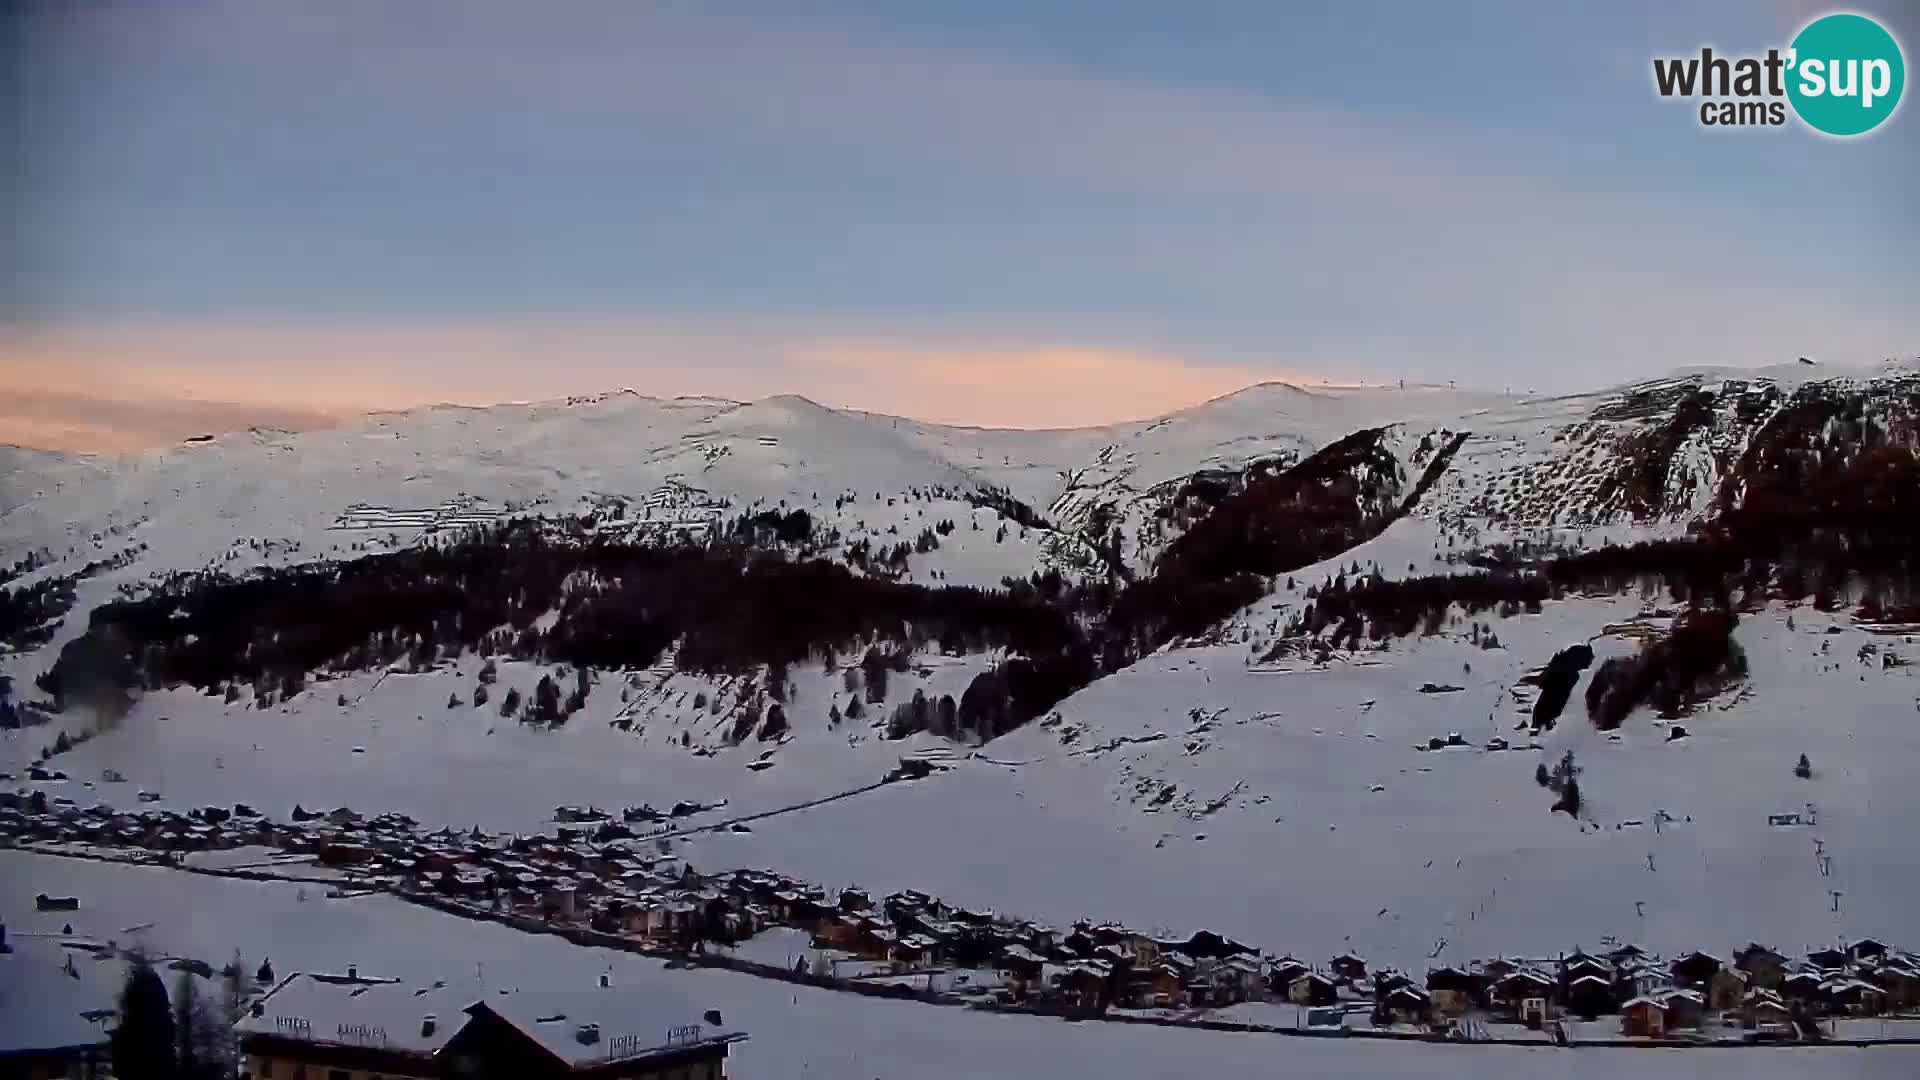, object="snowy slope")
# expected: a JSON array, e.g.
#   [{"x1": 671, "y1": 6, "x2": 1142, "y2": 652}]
[{"x1": 10, "y1": 359, "x2": 1920, "y2": 986}]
